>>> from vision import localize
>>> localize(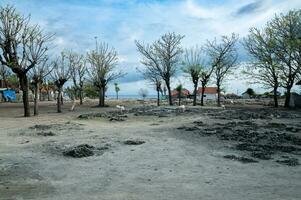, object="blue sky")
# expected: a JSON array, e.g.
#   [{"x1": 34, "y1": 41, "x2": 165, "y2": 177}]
[{"x1": 2, "y1": 0, "x2": 301, "y2": 95}]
